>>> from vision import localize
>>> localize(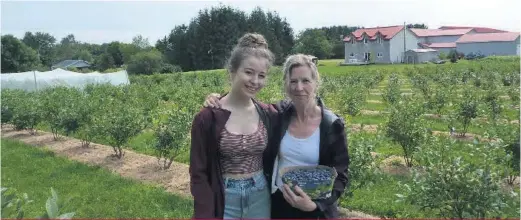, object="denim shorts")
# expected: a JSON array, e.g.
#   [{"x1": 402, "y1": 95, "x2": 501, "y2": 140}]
[{"x1": 223, "y1": 171, "x2": 271, "y2": 219}]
